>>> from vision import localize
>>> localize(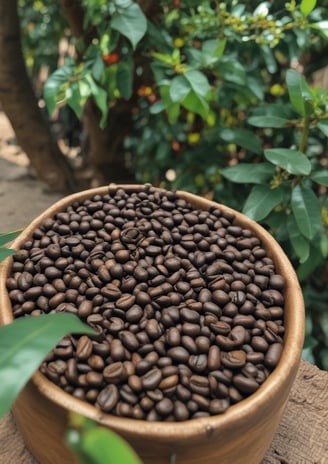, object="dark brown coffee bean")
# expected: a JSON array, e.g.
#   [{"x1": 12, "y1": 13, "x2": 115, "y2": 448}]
[
  {"x1": 209, "y1": 399, "x2": 230, "y2": 414},
  {"x1": 119, "y1": 331, "x2": 139, "y2": 351},
  {"x1": 24, "y1": 286, "x2": 43, "y2": 300},
  {"x1": 181, "y1": 335, "x2": 198, "y2": 354},
  {"x1": 174, "y1": 400, "x2": 190, "y2": 421},
  {"x1": 101, "y1": 283, "x2": 122, "y2": 300},
  {"x1": 145, "y1": 319, "x2": 162, "y2": 339},
  {"x1": 221, "y1": 350, "x2": 246, "y2": 369},
  {"x1": 251, "y1": 336, "x2": 269, "y2": 352},
  {"x1": 269, "y1": 274, "x2": 285, "y2": 290},
  {"x1": 167, "y1": 346, "x2": 189, "y2": 363},
  {"x1": 159, "y1": 374, "x2": 179, "y2": 390},
  {"x1": 103, "y1": 361, "x2": 126, "y2": 384},
  {"x1": 208, "y1": 345, "x2": 221, "y2": 370},
  {"x1": 76, "y1": 336, "x2": 93, "y2": 360},
  {"x1": 86, "y1": 371, "x2": 103, "y2": 386},
  {"x1": 97, "y1": 384, "x2": 119, "y2": 412},
  {"x1": 188, "y1": 354, "x2": 207, "y2": 373},
  {"x1": 166, "y1": 327, "x2": 181, "y2": 346},
  {"x1": 233, "y1": 374, "x2": 259, "y2": 394},
  {"x1": 155, "y1": 398, "x2": 174, "y2": 416},
  {"x1": 128, "y1": 374, "x2": 143, "y2": 392},
  {"x1": 116, "y1": 294, "x2": 136, "y2": 310},
  {"x1": 78, "y1": 300, "x2": 93, "y2": 319},
  {"x1": 212, "y1": 290, "x2": 230, "y2": 306},
  {"x1": 261, "y1": 289, "x2": 284, "y2": 306},
  {"x1": 142, "y1": 368, "x2": 162, "y2": 390},
  {"x1": 265, "y1": 342, "x2": 283, "y2": 368}
]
